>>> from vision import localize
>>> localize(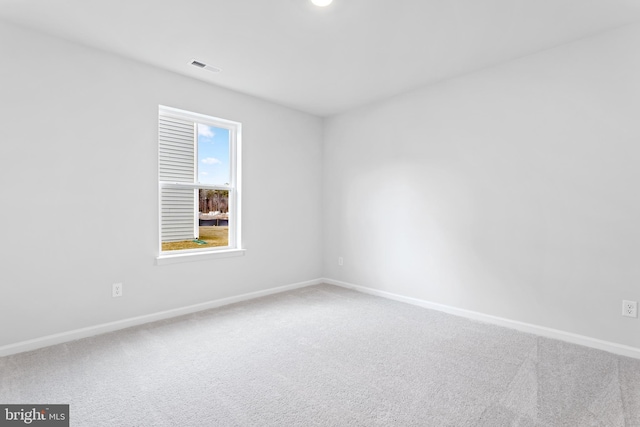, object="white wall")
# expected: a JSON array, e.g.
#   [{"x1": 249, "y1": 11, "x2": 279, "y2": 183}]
[
  {"x1": 0, "y1": 21, "x2": 323, "y2": 347},
  {"x1": 323, "y1": 24, "x2": 640, "y2": 348},
  {"x1": 3, "y1": 19, "x2": 640, "y2": 352}
]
